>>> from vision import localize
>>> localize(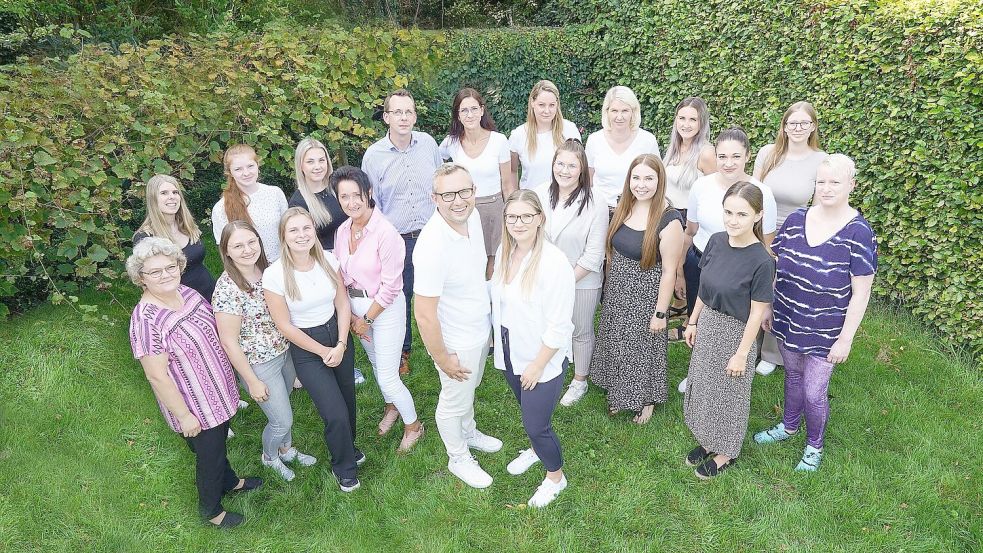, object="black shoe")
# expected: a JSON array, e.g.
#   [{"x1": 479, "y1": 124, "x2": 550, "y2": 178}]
[
  {"x1": 209, "y1": 511, "x2": 244, "y2": 529},
  {"x1": 685, "y1": 445, "x2": 713, "y2": 467},
  {"x1": 695, "y1": 457, "x2": 736, "y2": 480},
  {"x1": 227, "y1": 477, "x2": 263, "y2": 495},
  {"x1": 337, "y1": 476, "x2": 361, "y2": 492},
  {"x1": 355, "y1": 450, "x2": 366, "y2": 467}
]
